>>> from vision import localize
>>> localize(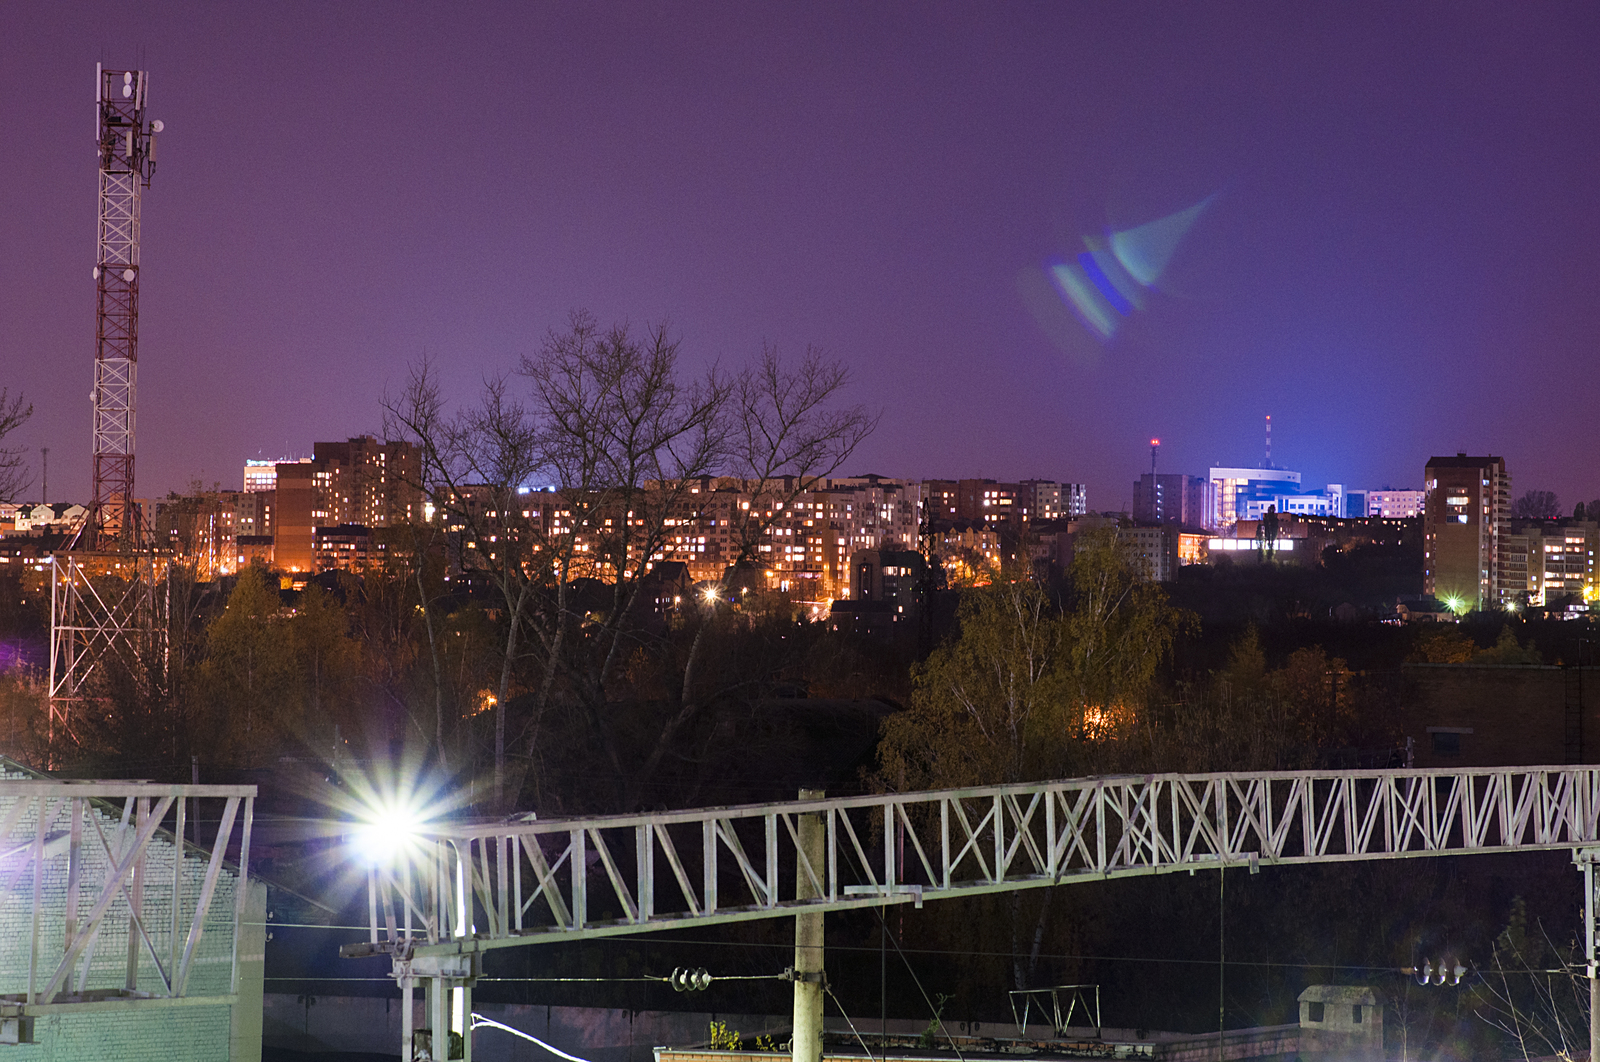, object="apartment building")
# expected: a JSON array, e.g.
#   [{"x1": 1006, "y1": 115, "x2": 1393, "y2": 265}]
[
  {"x1": 1132, "y1": 473, "x2": 1209, "y2": 526},
  {"x1": 1367, "y1": 489, "x2": 1425, "y2": 518},
  {"x1": 1422, "y1": 453, "x2": 1511, "y2": 610},
  {"x1": 1500, "y1": 519, "x2": 1599, "y2": 610},
  {"x1": 266, "y1": 437, "x2": 422, "y2": 573}
]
